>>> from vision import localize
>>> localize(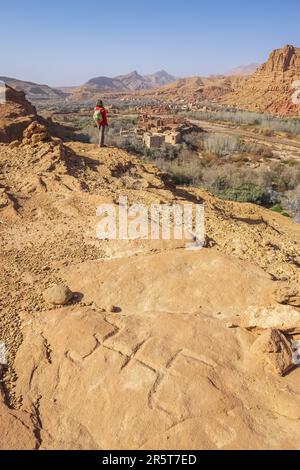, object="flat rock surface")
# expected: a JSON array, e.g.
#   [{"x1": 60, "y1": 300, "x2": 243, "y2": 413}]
[
  {"x1": 13, "y1": 305, "x2": 300, "y2": 450},
  {"x1": 62, "y1": 248, "x2": 275, "y2": 315}
]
